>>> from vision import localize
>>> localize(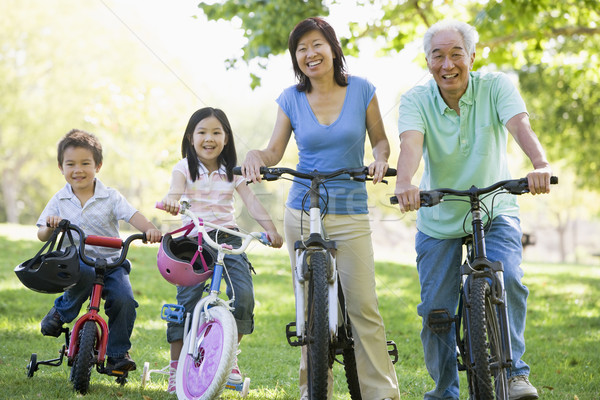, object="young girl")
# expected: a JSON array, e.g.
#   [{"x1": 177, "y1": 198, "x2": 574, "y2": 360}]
[{"x1": 161, "y1": 107, "x2": 283, "y2": 393}]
